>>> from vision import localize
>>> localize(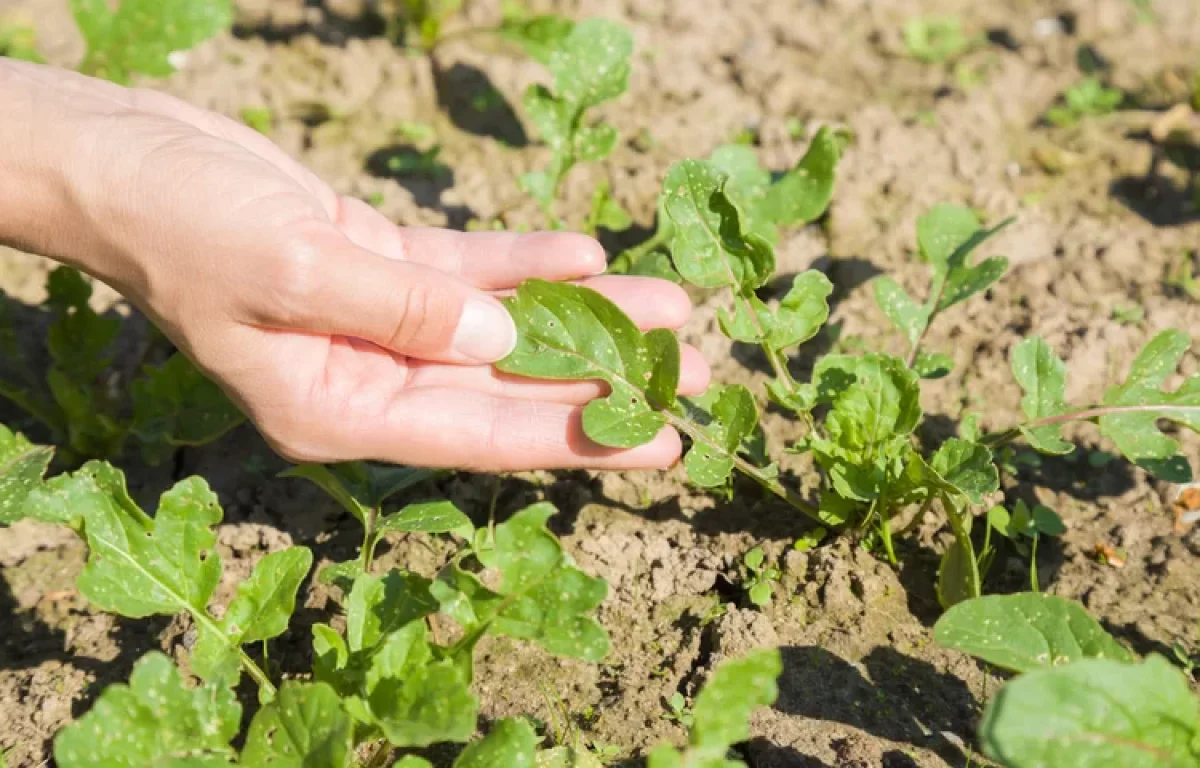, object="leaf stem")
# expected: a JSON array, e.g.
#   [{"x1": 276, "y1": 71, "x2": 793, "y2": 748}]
[
  {"x1": 662, "y1": 411, "x2": 822, "y2": 524},
  {"x1": 979, "y1": 402, "x2": 1200, "y2": 448}
]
